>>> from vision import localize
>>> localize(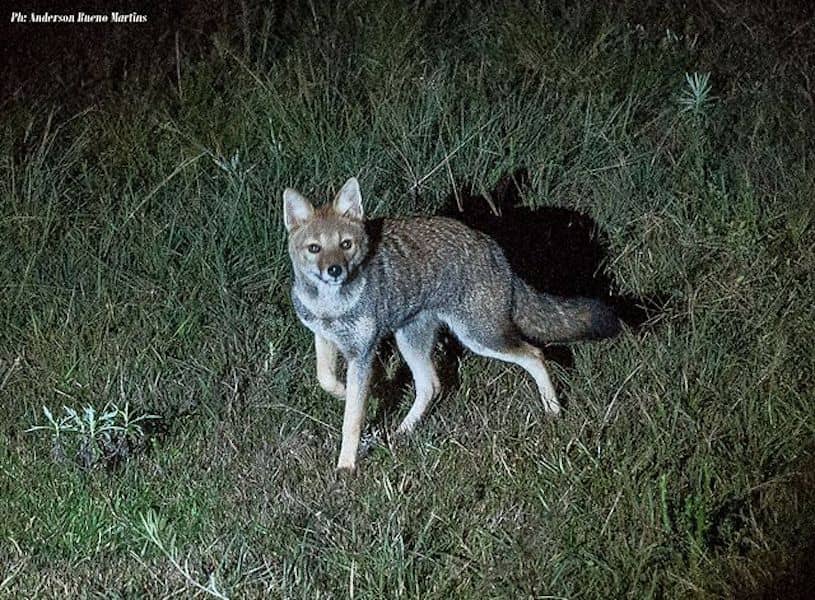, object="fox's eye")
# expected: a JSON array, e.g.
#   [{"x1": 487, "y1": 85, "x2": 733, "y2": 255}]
[
  {"x1": 307, "y1": 243, "x2": 321, "y2": 254},
  {"x1": 340, "y1": 239, "x2": 353, "y2": 250}
]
